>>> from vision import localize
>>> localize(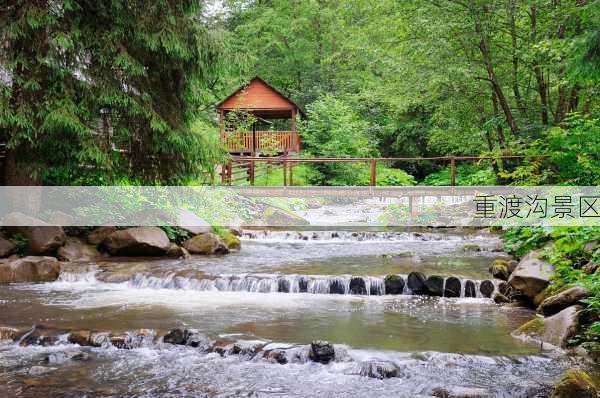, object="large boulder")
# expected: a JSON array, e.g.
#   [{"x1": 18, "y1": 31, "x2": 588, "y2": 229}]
[
  {"x1": 263, "y1": 206, "x2": 310, "y2": 227},
  {"x1": 513, "y1": 305, "x2": 581, "y2": 348},
  {"x1": 87, "y1": 227, "x2": 117, "y2": 245},
  {"x1": 508, "y1": 251, "x2": 554, "y2": 298},
  {"x1": 183, "y1": 233, "x2": 229, "y2": 255},
  {"x1": 0, "y1": 256, "x2": 60, "y2": 283},
  {"x1": 175, "y1": 209, "x2": 213, "y2": 235},
  {"x1": 57, "y1": 237, "x2": 99, "y2": 262},
  {"x1": 3, "y1": 212, "x2": 66, "y2": 255},
  {"x1": 538, "y1": 286, "x2": 590, "y2": 316},
  {"x1": 0, "y1": 236, "x2": 16, "y2": 258},
  {"x1": 552, "y1": 369, "x2": 598, "y2": 398},
  {"x1": 101, "y1": 227, "x2": 170, "y2": 256},
  {"x1": 308, "y1": 340, "x2": 335, "y2": 364}
]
